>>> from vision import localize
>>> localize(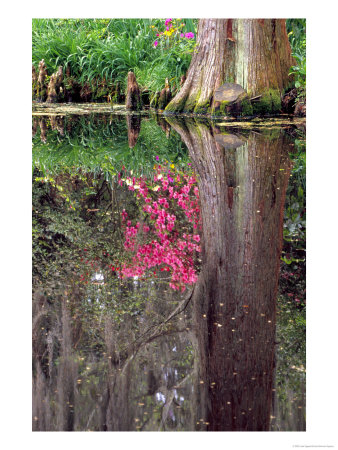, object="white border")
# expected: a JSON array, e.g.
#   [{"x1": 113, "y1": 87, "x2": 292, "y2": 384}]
[{"x1": 2, "y1": 1, "x2": 337, "y2": 449}]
